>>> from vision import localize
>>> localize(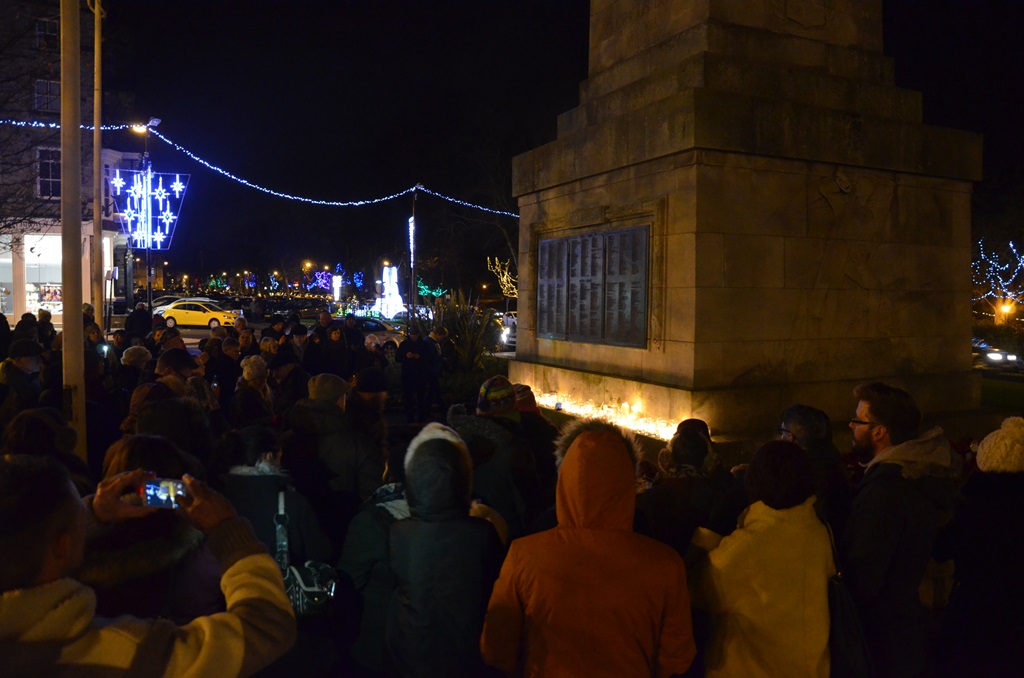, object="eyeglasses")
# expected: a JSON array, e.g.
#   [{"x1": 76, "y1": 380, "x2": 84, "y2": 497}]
[
  {"x1": 777, "y1": 426, "x2": 792, "y2": 436},
  {"x1": 849, "y1": 418, "x2": 879, "y2": 427}
]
